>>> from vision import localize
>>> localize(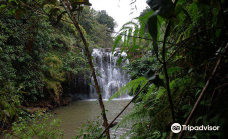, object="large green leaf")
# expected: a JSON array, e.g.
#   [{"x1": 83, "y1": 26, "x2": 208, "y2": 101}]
[
  {"x1": 146, "y1": 0, "x2": 174, "y2": 57},
  {"x1": 132, "y1": 27, "x2": 139, "y2": 51},
  {"x1": 147, "y1": 12, "x2": 158, "y2": 56},
  {"x1": 146, "y1": 0, "x2": 174, "y2": 19},
  {"x1": 127, "y1": 28, "x2": 132, "y2": 47},
  {"x1": 112, "y1": 35, "x2": 122, "y2": 53}
]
